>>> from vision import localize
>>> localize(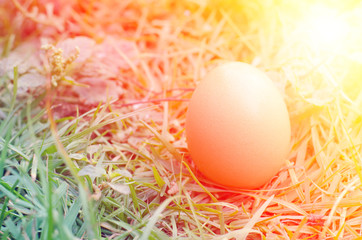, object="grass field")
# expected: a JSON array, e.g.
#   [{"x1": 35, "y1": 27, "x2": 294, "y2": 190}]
[{"x1": 1, "y1": 0, "x2": 362, "y2": 239}]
